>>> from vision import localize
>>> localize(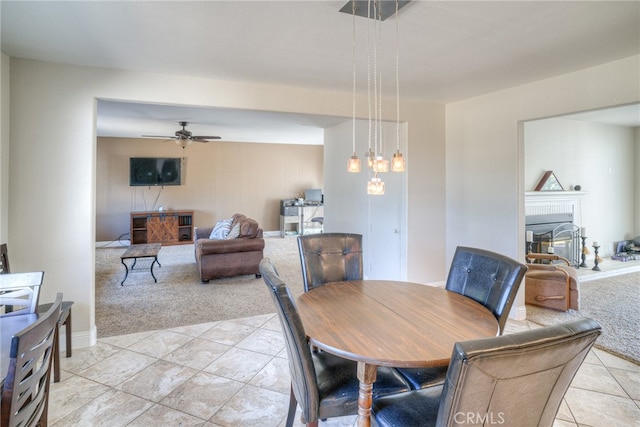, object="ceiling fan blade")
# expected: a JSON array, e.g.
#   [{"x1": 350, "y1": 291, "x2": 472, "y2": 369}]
[
  {"x1": 192, "y1": 136, "x2": 222, "y2": 140},
  {"x1": 141, "y1": 134, "x2": 177, "y2": 139},
  {"x1": 192, "y1": 139, "x2": 211, "y2": 143}
]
